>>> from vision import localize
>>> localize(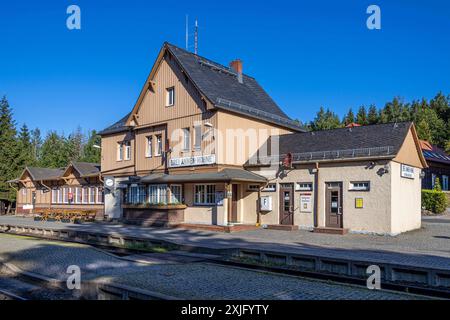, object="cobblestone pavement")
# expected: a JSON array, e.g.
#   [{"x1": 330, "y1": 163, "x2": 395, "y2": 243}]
[
  {"x1": 0, "y1": 234, "x2": 427, "y2": 300},
  {"x1": 0, "y1": 215, "x2": 449, "y2": 270}
]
